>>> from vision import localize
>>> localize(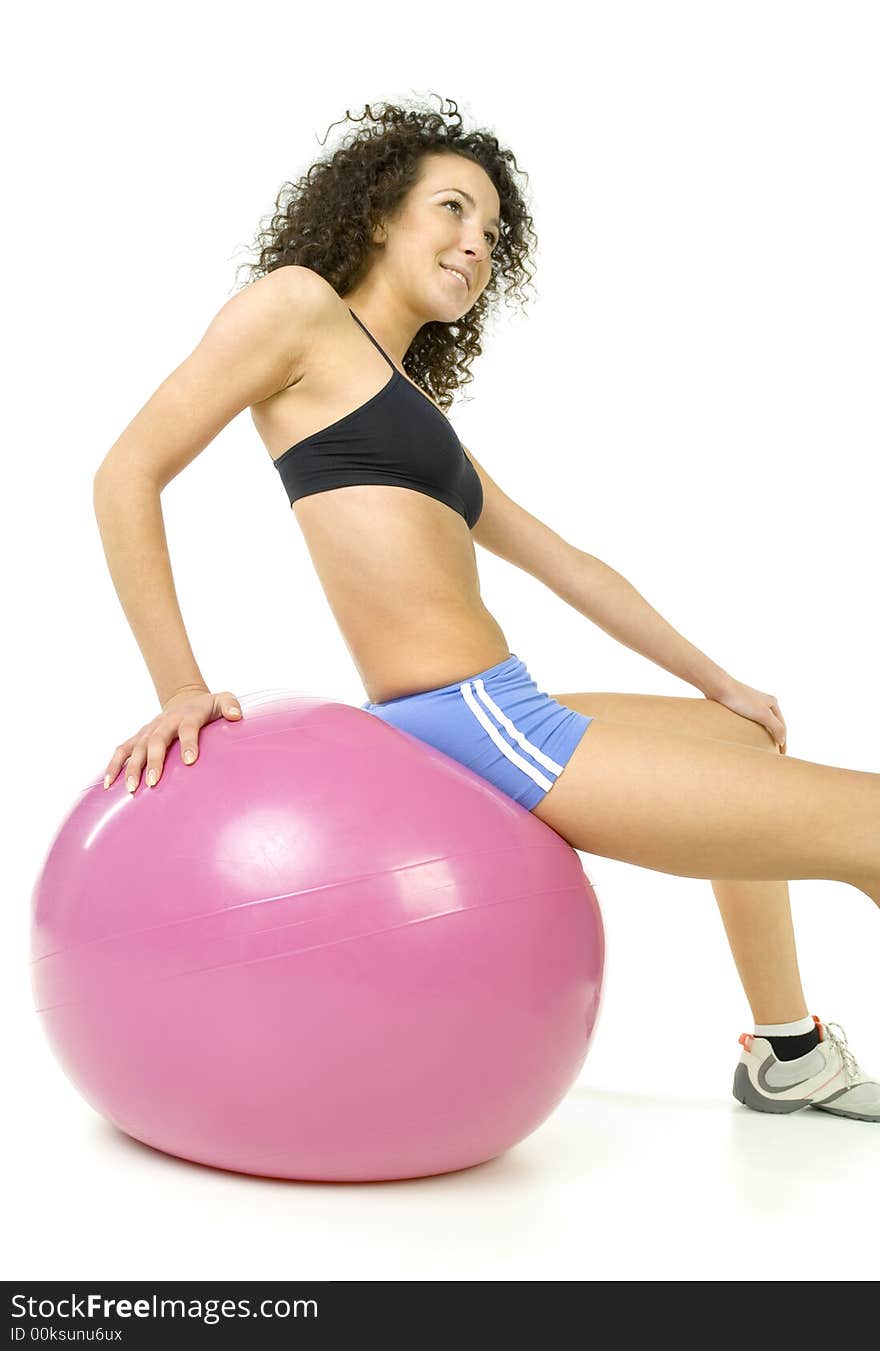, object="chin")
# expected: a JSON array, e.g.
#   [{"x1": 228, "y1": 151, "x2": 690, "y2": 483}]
[{"x1": 441, "y1": 293, "x2": 471, "y2": 318}]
